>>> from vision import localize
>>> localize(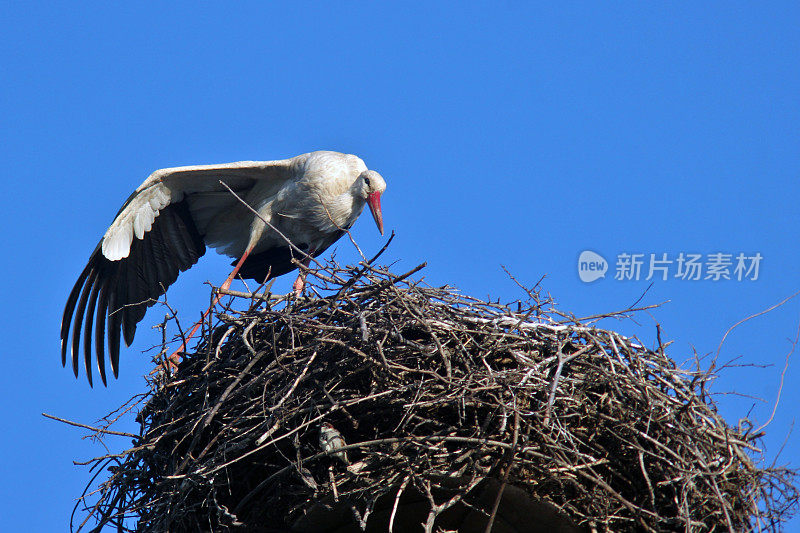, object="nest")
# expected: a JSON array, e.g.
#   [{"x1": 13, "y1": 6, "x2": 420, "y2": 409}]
[{"x1": 70, "y1": 257, "x2": 797, "y2": 532}]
